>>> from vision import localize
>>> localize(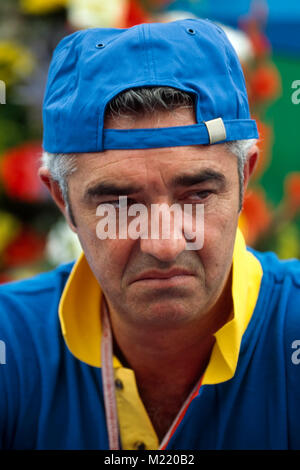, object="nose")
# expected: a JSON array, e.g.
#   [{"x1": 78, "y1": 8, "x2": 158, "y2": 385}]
[
  {"x1": 139, "y1": 204, "x2": 186, "y2": 262},
  {"x1": 140, "y1": 236, "x2": 186, "y2": 262}
]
